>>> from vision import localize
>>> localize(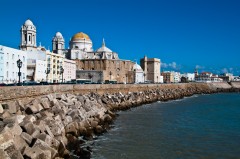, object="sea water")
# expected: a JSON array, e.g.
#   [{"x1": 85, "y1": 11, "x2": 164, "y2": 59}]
[{"x1": 92, "y1": 93, "x2": 240, "y2": 159}]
